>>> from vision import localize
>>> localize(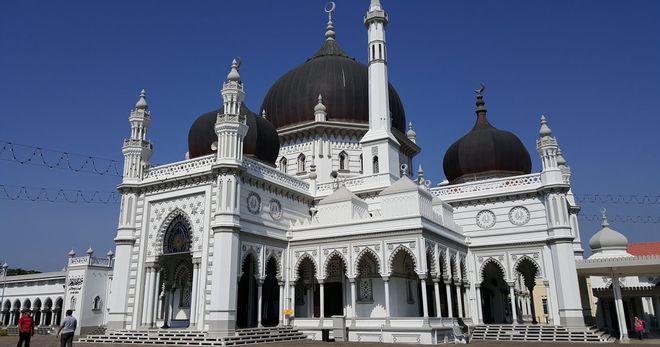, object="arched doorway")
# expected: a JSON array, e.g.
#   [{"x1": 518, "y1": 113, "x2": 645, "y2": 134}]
[
  {"x1": 158, "y1": 214, "x2": 193, "y2": 328},
  {"x1": 480, "y1": 260, "x2": 509, "y2": 324},
  {"x1": 43, "y1": 298, "x2": 53, "y2": 326},
  {"x1": 236, "y1": 253, "x2": 258, "y2": 328},
  {"x1": 32, "y1": 298, "x2": 42, "y2": 326},
  {"x1": 514, "y1": 257, "x2": 541, "y2": 323},
  {"x1": 323, "y1": 253, "x2": 347, "y2": 317},
  {"x1": 355, "y1": 250, "x2": 384, "y2": 318},
  {"x1": 295, "y1": 257, "x2": 318, "y2": 318},
  {"x1": 390, "y1": 248, "x2": 421, "y2": 317},
  {"x1": 12, "y1": 300, "x2": 21, "y2": 325},
  {"x1": 1, "y1": 300, "x2": 10, "y2": 325},
  {"x1": 262, "y1": 257, "x2": 280, "y2": 326},
  {"x1": 54, "y1": 298, "x2": 63, "y2": 326}
]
